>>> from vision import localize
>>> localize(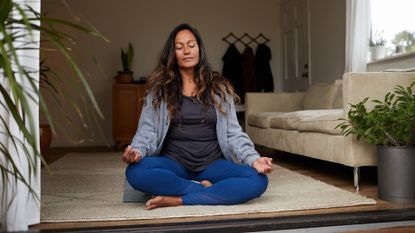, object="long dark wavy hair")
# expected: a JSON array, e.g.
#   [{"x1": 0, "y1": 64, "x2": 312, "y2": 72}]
[{"x1": 147, "y1": 23, "x2": 240, "y2": 117}]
